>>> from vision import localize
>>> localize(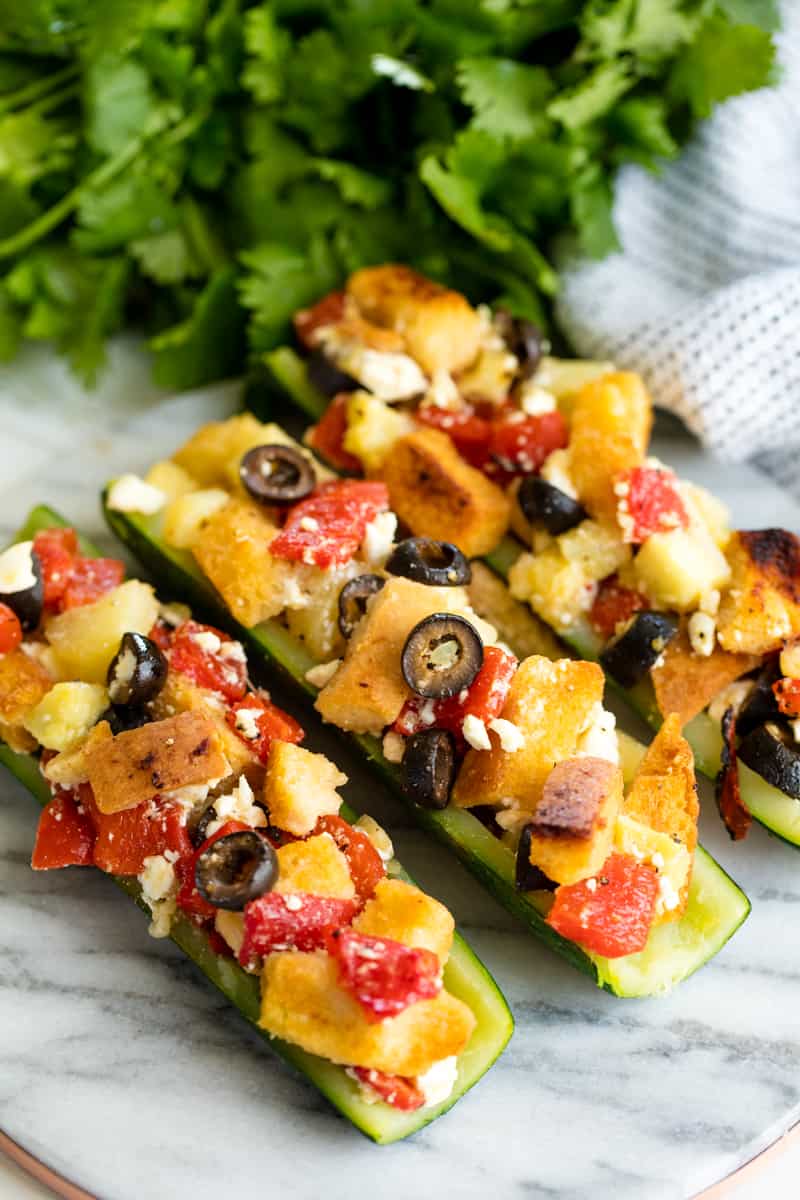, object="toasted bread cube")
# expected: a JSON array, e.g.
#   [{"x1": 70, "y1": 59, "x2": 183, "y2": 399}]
[
  {"x1": 381, "y1": 428, "x2": 510, "y2": 559},
  {"x1": 162, "y1": 488, "x2": 229, "y2": 550},
  {"x1": 651, "y1": 623, "x2": 758, "y2": 727},
  {"x1": 263, "y1": 741, "x2": 346, "y2": 836},
  {"x1": 347, "y1": 265, "x2": 481, "y2": 375},
  {"x1": 534, "y1": 357, "x2": 616, "y2": 406},
  {"x1": 634, "y1": 524, "x2": 731, "y2": 612},
  {"x1": 144, "y1": 460, "x2": 197, "y2": 503},
  {"x1": 43, "y1": 720, "x2": 113, "y2": 787},
  {"x1": 717, "y1": 529, "x2": 800, "y2": 655},
  {"x1": 273, "y1": 834, "x2": 355, "y2": 900},
  {"x1": 150, "y1": 671, "x2": 262, "y2": 783},
  {"x1": 458, "y1": 348, "x2": 517, "y2": 405},
  {"x1": 315, "y1": 576, "x2": 491, "y2": 735},
  {"x1": 353, "y1": 878, "x2": 454, "y2": 965},
  {"x1": 45, "y1": 581, "x2": 159, "y2": 684},
  {"x1": 343, "y1": 391, "x2": 415, "y2": 472},
  {"x1": 260, "y1": 950, "x2": 475, "y2": 1076},
  {"x1": 171, "y1": 414, "x2": 270, "y2": 487},
  {"x1": 86, "y1": 710, "x2": 229, "y2": 815},
  {"x1": 0, "y1": 648, "x2": 53, "y2": 728},
  {"x1": 527, "y1": 756, "x2": 623, "y2": 885},
  {"x1": 23, "y1": 682, "x2": 109, "y2": 752},
  {"x1": 452, "y1": 656, "x2": 604, "y2": 812},
  {"x1": 568, "y1": 372, "x2": 652, "y2": 521}
]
